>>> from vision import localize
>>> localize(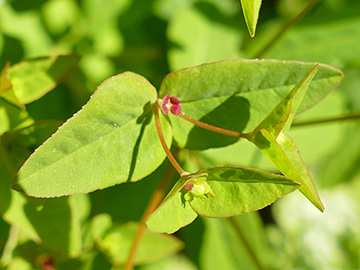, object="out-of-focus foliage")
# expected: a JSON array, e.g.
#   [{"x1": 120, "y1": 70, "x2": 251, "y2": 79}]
[{"x1": 1, "y1": 0, "x2": 359, "y2": 269}]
